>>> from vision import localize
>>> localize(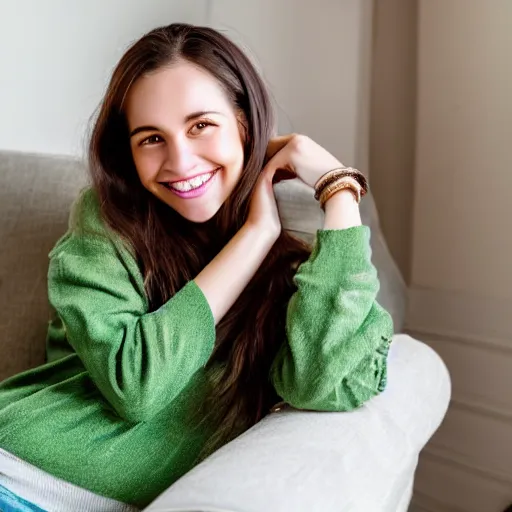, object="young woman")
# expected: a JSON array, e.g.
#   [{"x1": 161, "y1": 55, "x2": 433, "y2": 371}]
[{"x1": 0, "y1": 23, "x2": 393, "y2": 511}]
